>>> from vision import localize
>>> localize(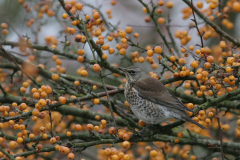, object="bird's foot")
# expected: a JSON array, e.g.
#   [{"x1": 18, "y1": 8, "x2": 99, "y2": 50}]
[
  {"x1": 130, "y1": 130, "x2": 145, "y2": 141},
  {"x1": 151, "y1": 124, "x2": 172, "y2": 135},
  {"x1": 130, "y1": 124, "x2": 154, "y2": 141}
]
